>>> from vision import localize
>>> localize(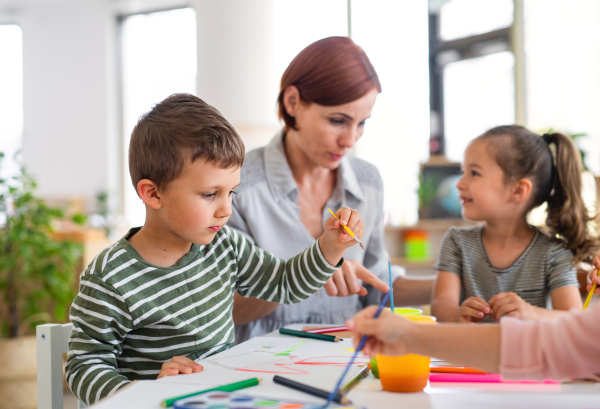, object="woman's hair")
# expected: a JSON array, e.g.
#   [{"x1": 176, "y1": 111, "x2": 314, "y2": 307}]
[
  {"x1": 277, "y1": 36, "x2": 381, "y2": 130},
  {"x1": 476, "y1": 125, "x2": 598, "y2": 264}
]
